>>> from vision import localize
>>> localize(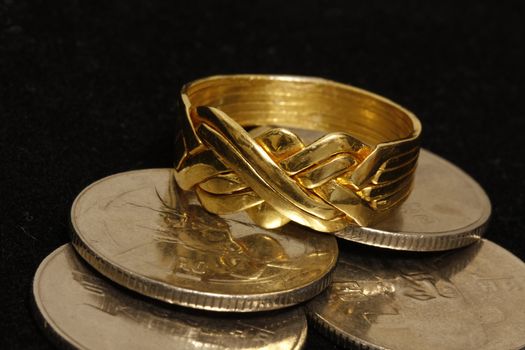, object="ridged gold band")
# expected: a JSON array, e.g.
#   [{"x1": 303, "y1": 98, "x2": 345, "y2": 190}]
[{"x1": 174, "y1": 75, "x2": 421, "y2": 232}]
